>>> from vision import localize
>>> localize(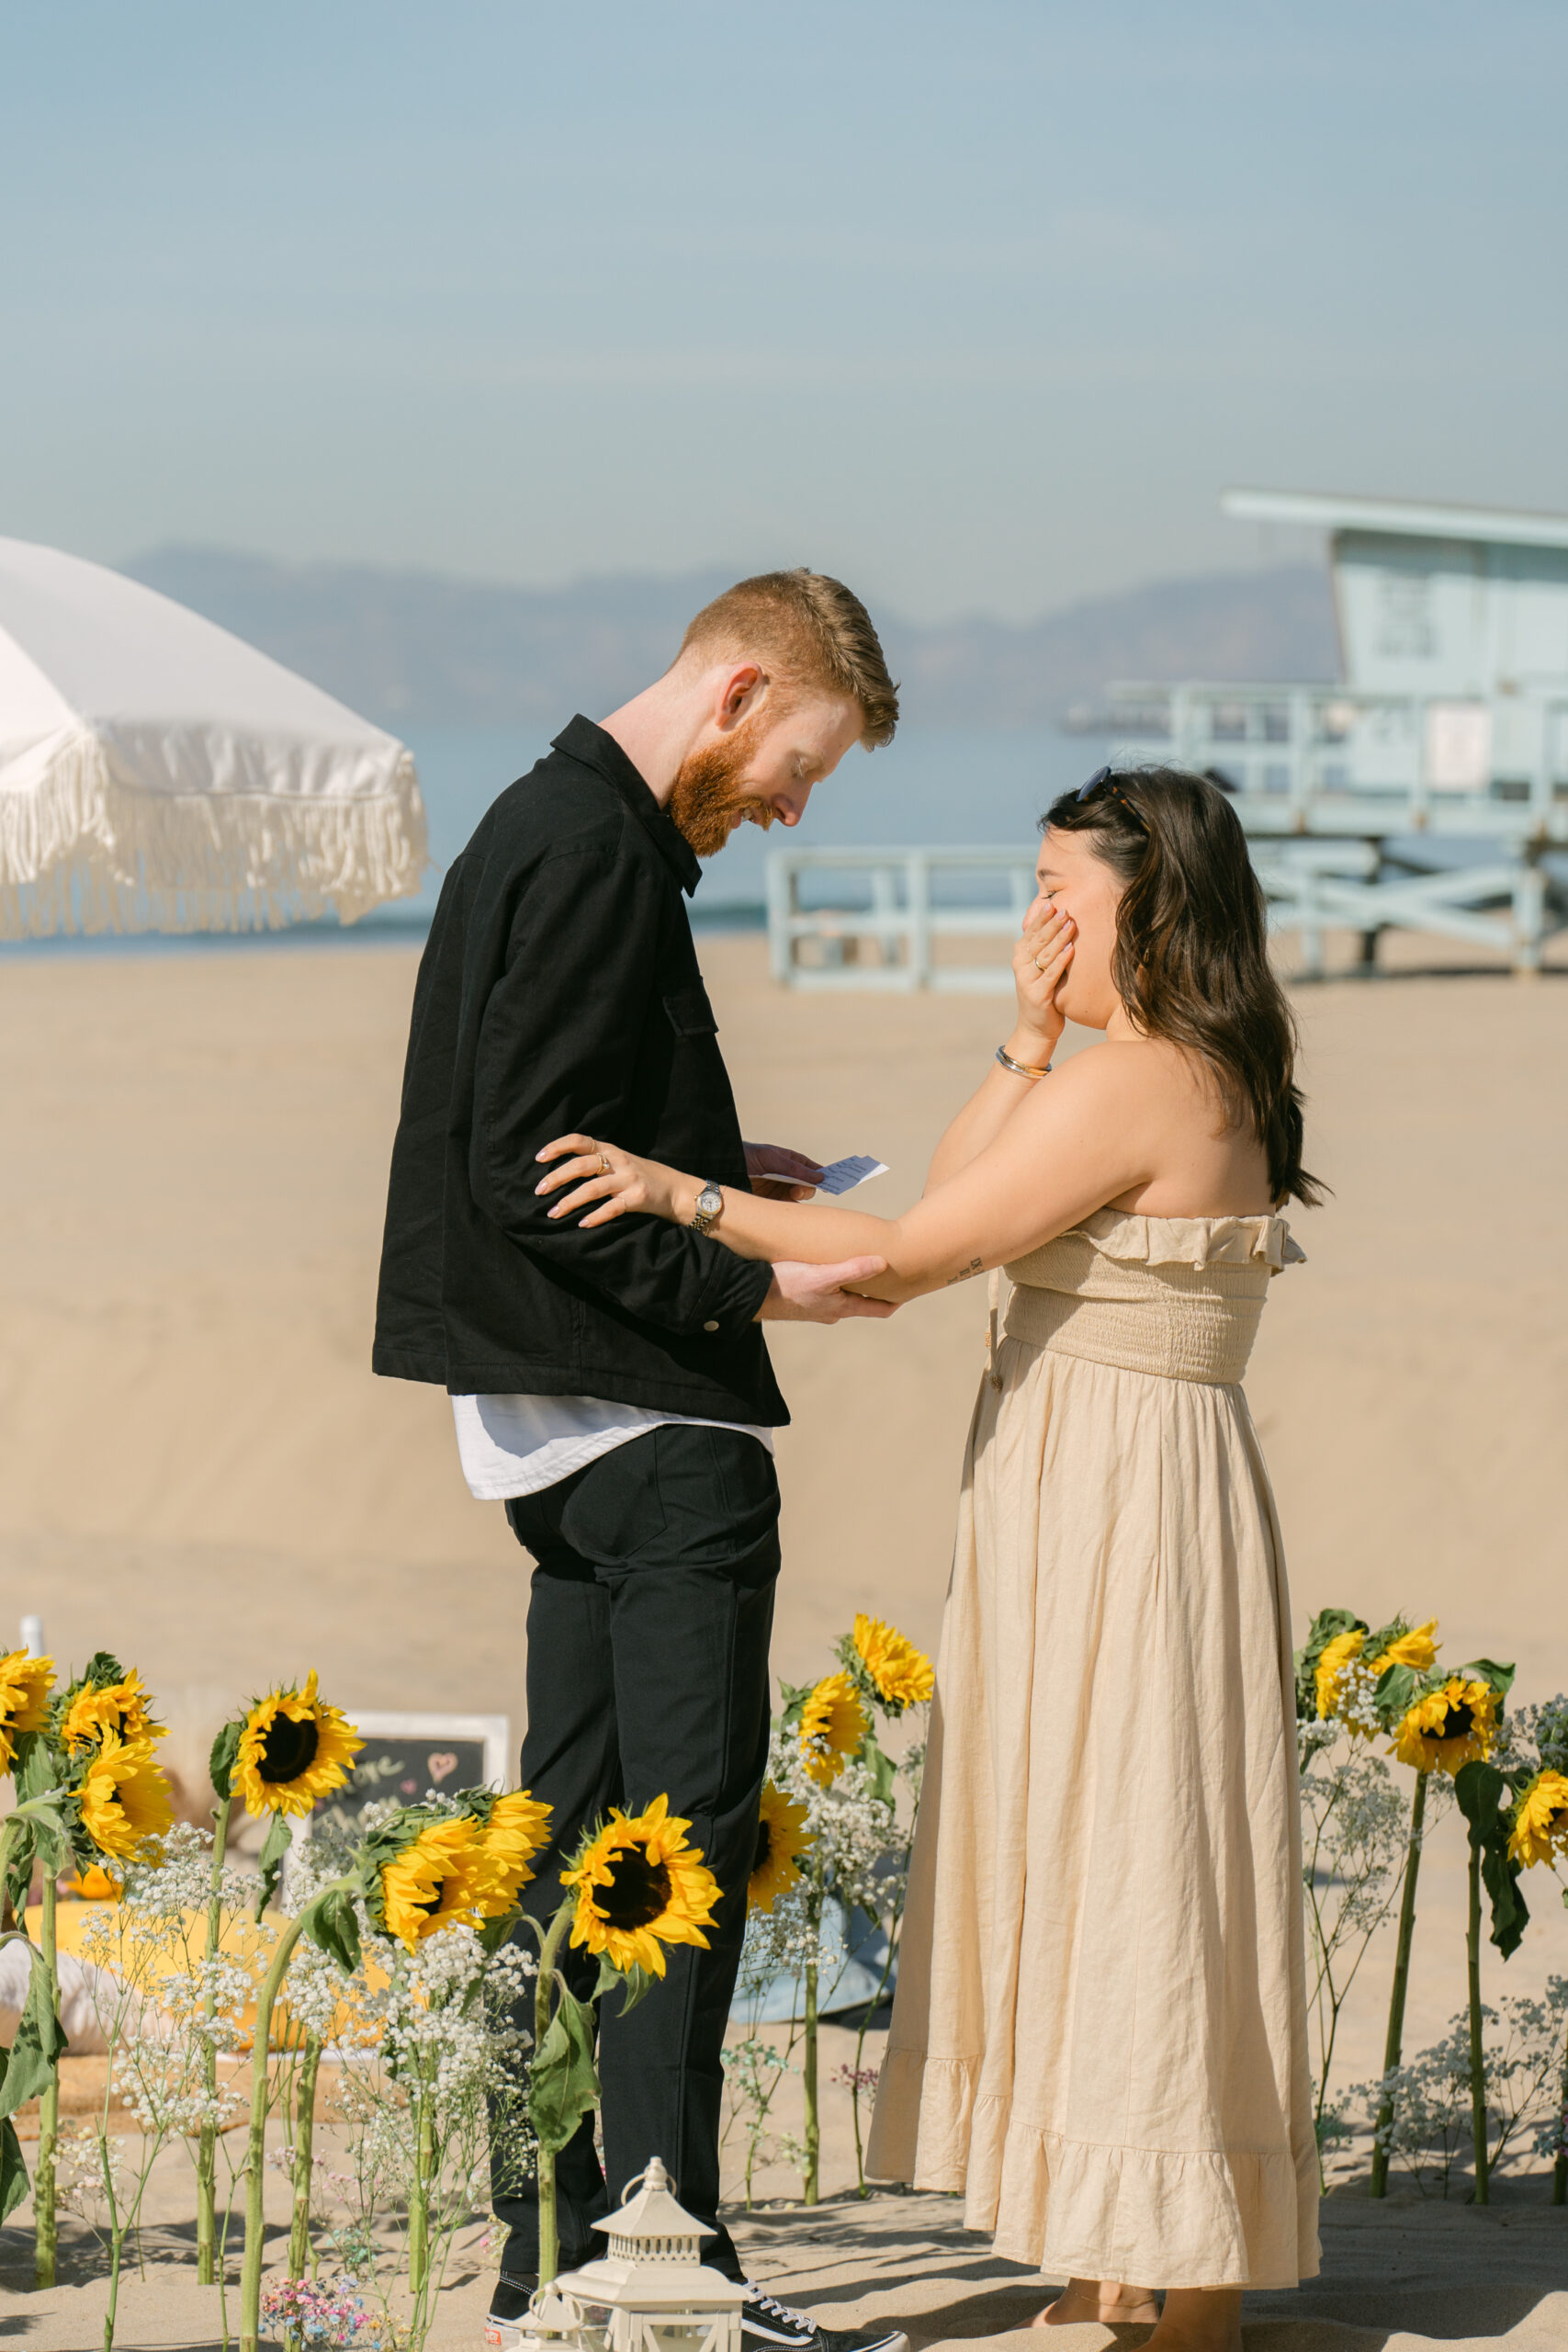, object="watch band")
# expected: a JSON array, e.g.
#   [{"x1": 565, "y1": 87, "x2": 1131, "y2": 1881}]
[{"x1": 690, "y1": 1182, "x2": 724, "y2": 1237}]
